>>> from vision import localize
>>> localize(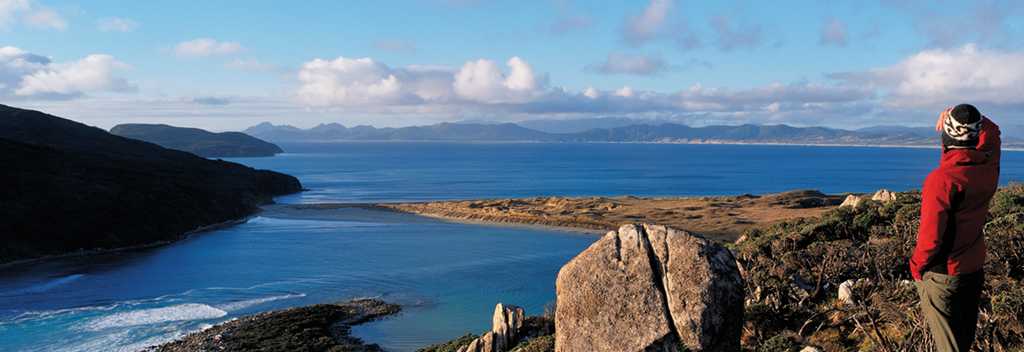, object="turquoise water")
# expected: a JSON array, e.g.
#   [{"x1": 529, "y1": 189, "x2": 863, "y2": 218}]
[{"x1": 1, "y1": 142, "x2": 1021, "y2": 351}]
